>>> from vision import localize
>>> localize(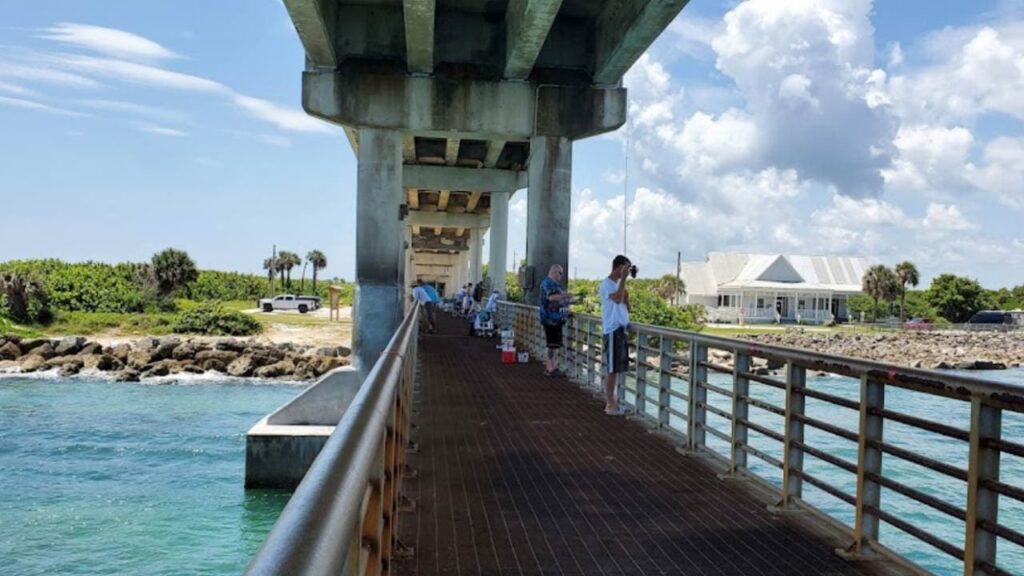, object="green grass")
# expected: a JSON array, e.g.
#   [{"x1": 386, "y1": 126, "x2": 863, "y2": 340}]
[{"x1": 43, "y1": 311, "x2": 178, "y2": 336}]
